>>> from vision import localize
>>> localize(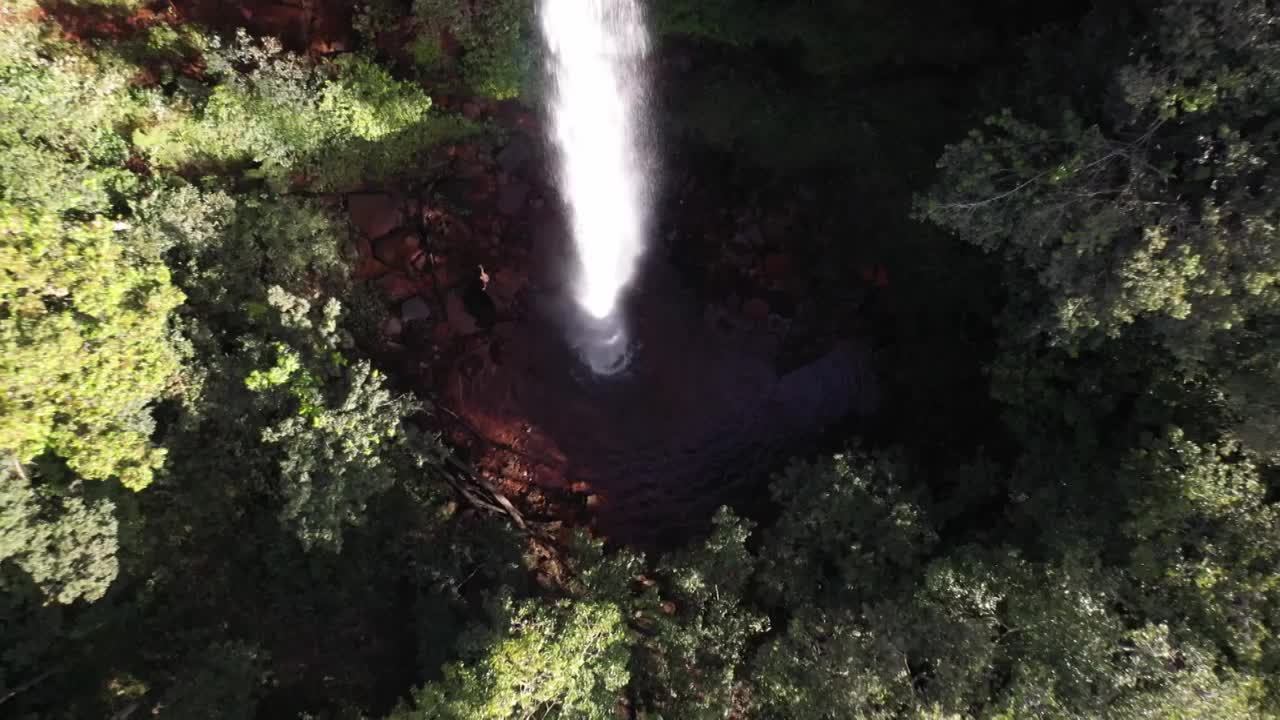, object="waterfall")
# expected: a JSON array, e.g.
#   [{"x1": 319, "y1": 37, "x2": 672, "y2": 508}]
[{"x1": 539, "y1": 0, "x2": 650, "y2": 374}]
